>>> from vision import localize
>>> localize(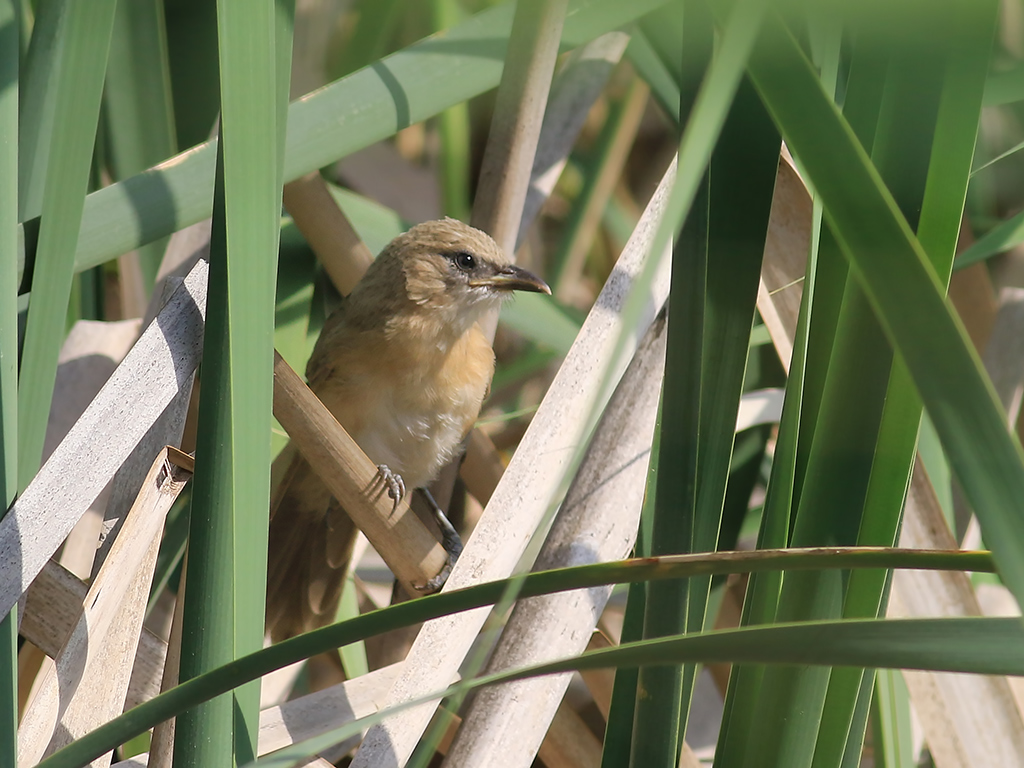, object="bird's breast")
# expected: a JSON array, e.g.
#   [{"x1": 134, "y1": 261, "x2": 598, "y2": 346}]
[{"x1": 315, "y1": 324, "x2": 495, "y2": 490}]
